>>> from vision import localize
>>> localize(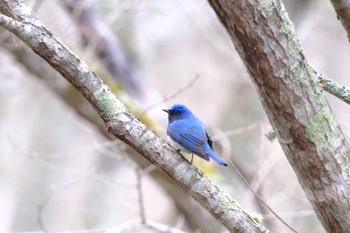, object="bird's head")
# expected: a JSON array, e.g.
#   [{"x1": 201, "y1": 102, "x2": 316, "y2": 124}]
[{"x1": 163, "y1": 104, "x2": 192, "y2": 122}]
